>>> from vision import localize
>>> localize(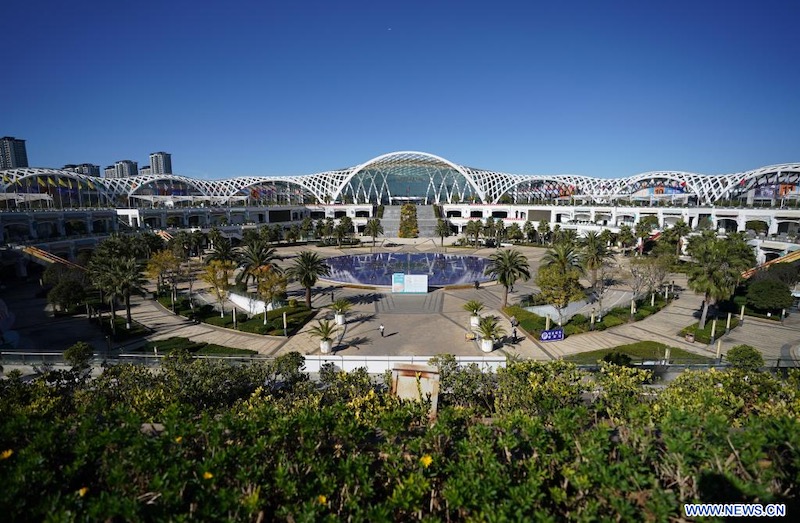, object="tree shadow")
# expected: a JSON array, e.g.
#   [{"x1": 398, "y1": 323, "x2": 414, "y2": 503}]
[
  {"x1": 334, "y1": 335, "x2": 372, "y2": 352},
  {"x1": 348, "y1": 293, "x2": 384, "y2": 305}
]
